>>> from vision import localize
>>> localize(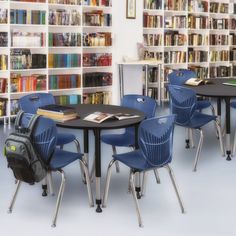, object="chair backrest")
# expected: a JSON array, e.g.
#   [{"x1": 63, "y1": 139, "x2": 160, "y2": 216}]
[
  {"x1": 138, "y1": 115, "x2": 176, "y2": 168},
  {"x1": 19, "y1": 93, "x2": 55, "y2": 114},
  {"x1": 20, "y1": 113, "x2": 57, "y2": 163},
  {"x1": 121, "y1": 94, "x2": 157, "y2": 135},
  {"x1": 167, "y1": 85, "x2": 197, "y2": 126},
  {"x1": 168, "y1": 69, "x2": 197, "y2": 85}
]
